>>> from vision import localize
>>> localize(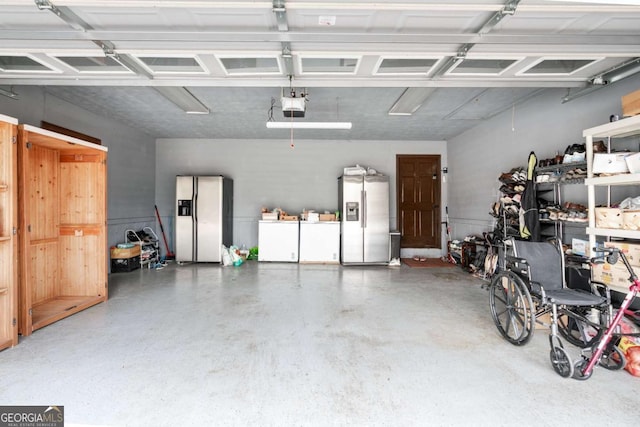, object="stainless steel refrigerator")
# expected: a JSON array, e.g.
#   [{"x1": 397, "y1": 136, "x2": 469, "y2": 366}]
[
  {"x1": 338, "y1": 174, "x2": 390, "y2": 264},
  {"x1": 176, "y1": 175, "x2": 233, "y2": 263}
]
